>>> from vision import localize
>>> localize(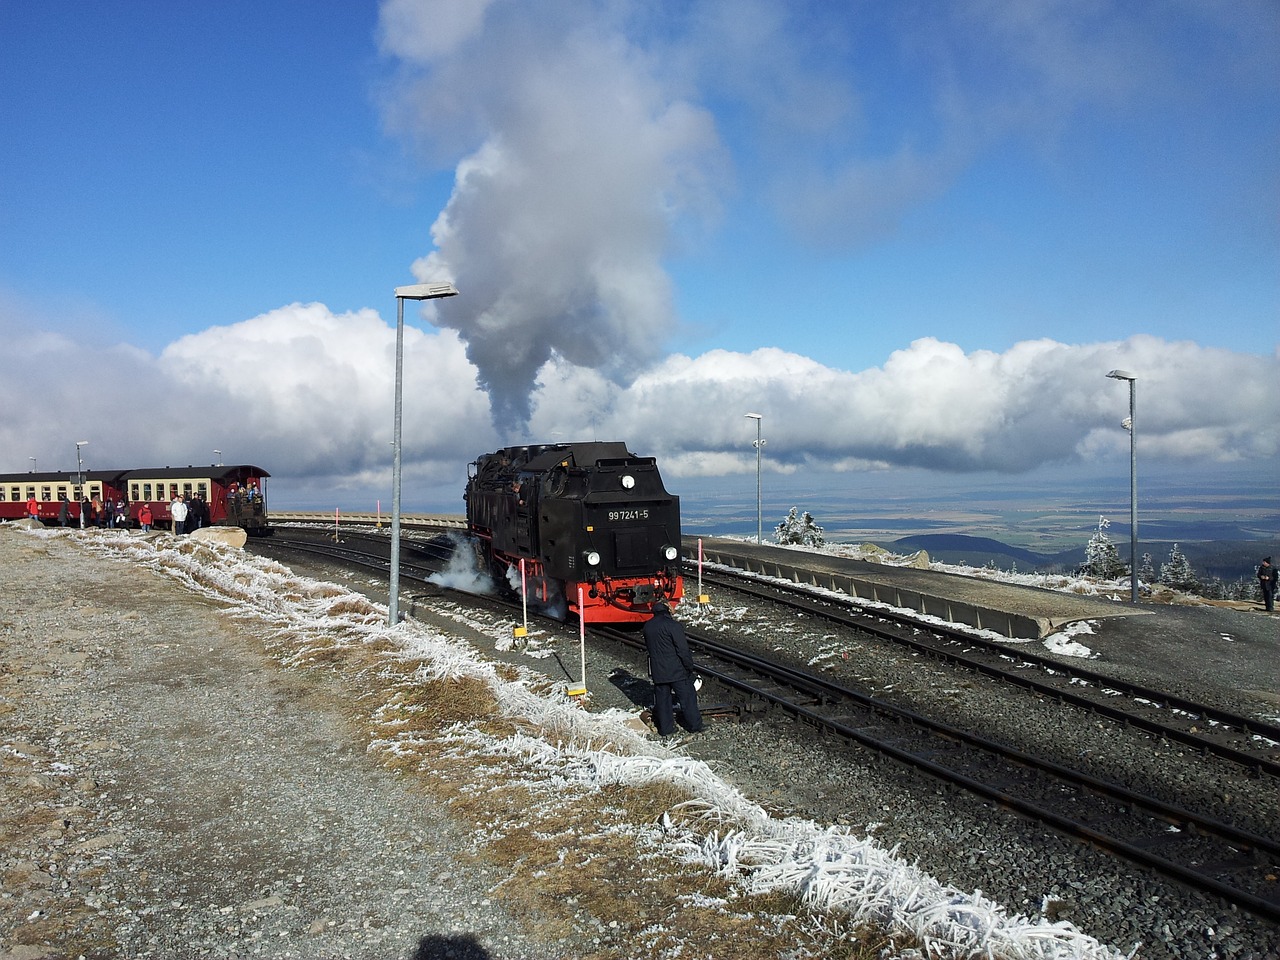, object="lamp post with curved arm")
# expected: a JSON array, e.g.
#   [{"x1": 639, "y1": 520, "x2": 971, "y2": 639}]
[
  {"x1": 75, "y1": 441, "x2": 89, "y2": 528},
  {"x1": 745, "y1": 413, "x2": 764, "y2": 544},
  {"x1": 1106, "y1": 370, "x2": 1138, "y2": 603},
  {"x1": 389, "y1": 282, "x2": 459, "y2": 626}
]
